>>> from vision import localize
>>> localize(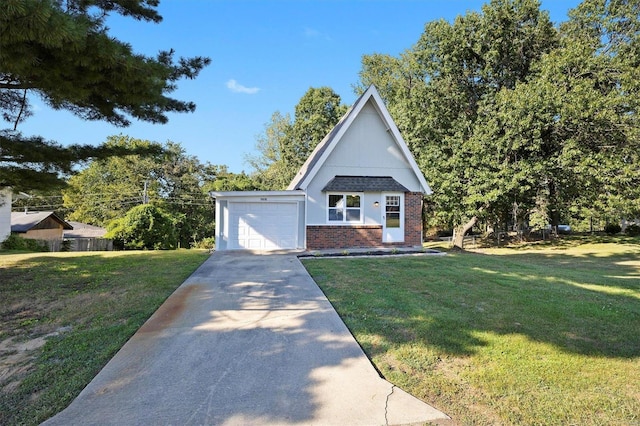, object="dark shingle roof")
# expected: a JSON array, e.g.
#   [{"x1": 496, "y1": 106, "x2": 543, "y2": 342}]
[
  {"x1": 64, "y1": 221, "x2": 107, "y2": 238},
  {"x1": 322, "y1": 176, "x2": 409, "y2": 192},
  {"x1": 11, "y1": 211, "x2": 73, "y2": 232}
]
